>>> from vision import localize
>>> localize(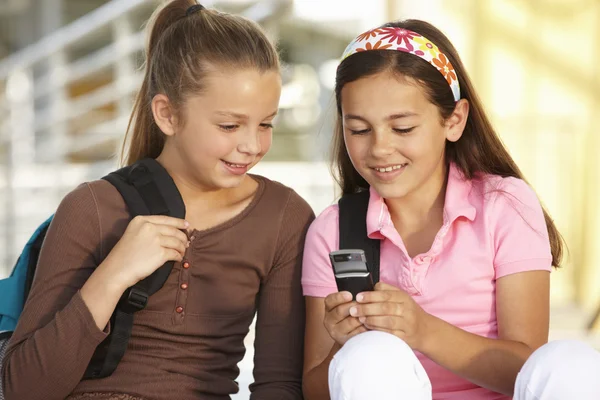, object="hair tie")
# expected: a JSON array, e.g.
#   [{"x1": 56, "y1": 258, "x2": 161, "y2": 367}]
[
  {"x1": 341, "y1": 27, "x2": 461, "y2": 101},
  {"x1": 186, "y1": 3, "x2": 205, "y2": 17}
]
